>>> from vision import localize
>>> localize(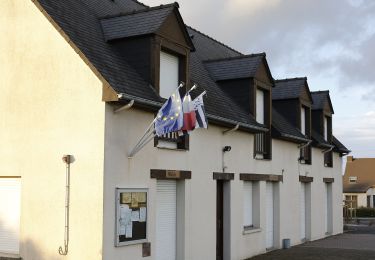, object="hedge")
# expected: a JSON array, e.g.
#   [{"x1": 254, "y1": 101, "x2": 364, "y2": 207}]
[{"x1": 356, "y1": 207, "x2": 375, "y2": 217}]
